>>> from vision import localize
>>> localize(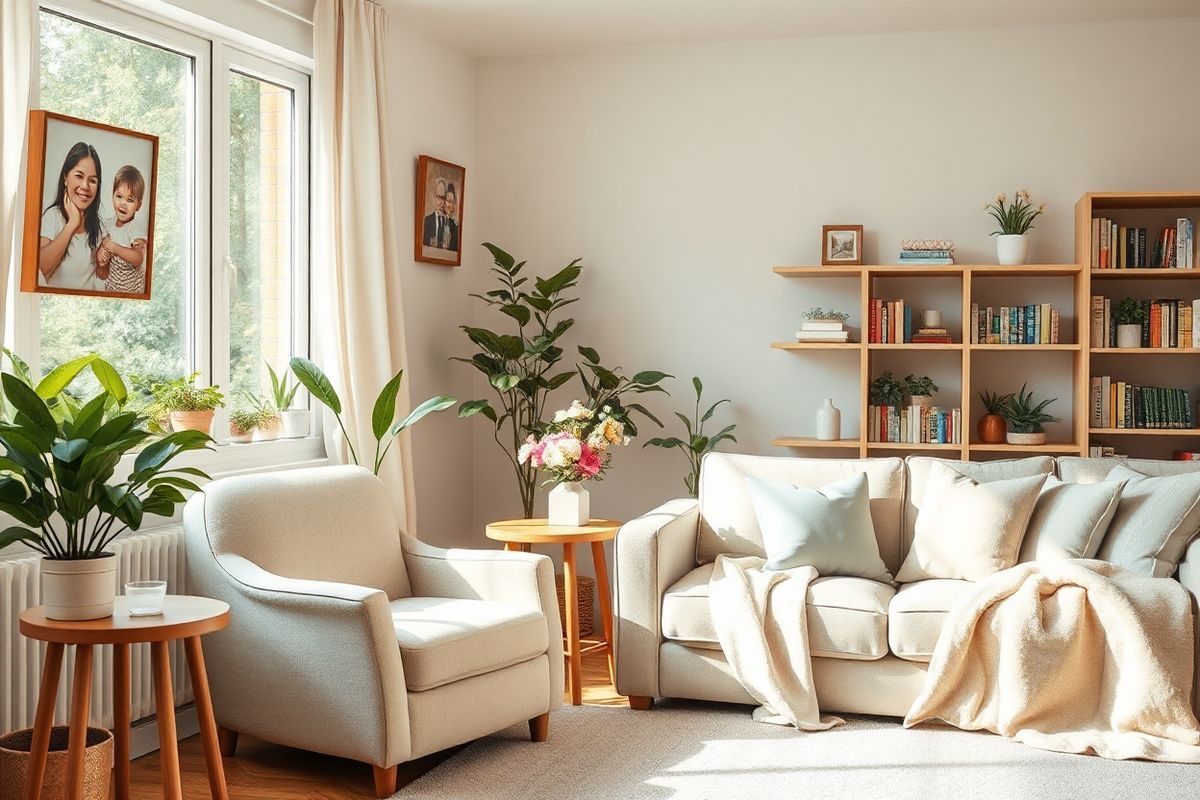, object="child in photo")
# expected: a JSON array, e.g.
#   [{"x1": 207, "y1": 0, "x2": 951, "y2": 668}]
[{"x1": 95, "y1": 164, "x2": 148, "y2": 293}]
